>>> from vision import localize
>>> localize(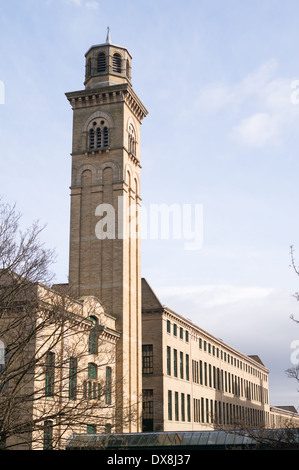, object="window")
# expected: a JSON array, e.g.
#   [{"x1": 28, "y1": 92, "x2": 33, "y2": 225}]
[
  {"x1": 0, "y1": 340, "x2": 5, "y2": 369},
  {"x1": 83, "y1": 362, "x2": 100, "y2": 400},
  {"x1": 88, "y1": 362, "x2": 97, "y2": 379},
  {"x1": 166, "y1": 320, "x2": 171, "y2": 333},
  {"x1": 142, "y1": 345, "x2": 153, "y2": 374},
  {"x1": 89, "y1": 316, "x2": 98, "y2": 354},
  {"x1": 128, "y1": 123, "x2": 136, "y2": 155},
  {"x1": 89, "y1": 121, "x2": 109, "y2": 150},
  {"x1": 168, "y1": 391, "x2": 172, "y2": 420},
  {"x1": 87, "y1": 424, "x2": 97, "y2": 434},
  {"x1": 181, "y1": 393, "x2": 185, "y2": 421},
  {"x1": 105, "y1": 423, "x2": 112, "y2": 433},
  {"x1": 113, "y1": 53, "x2": 121, "y2": 73},
  {"x1": 97, "y1": 52, "x2": 106, "y2": 73},
  {"x1": 89, "y1": 128, "x2": 95, "y2": 150},
  {"x1": 0, "y1": 341, "x2": 8, "y2": 393},
  {"x1": 45, "y1": 352, "x2": 55, "y2": 397},
  {"x1": 142, "y1": 389, "x2": 153, "y2": 419},
  {"x1": 173, "y1": 324, "x2": 177, "y2": 336},
  {"x1": 173, "y1": 349, "x2": 177, "y2": 377},
  {"x1": 186, "y1": 354, "x2": 189, "y2": 381},
  {"x1": 187, "y1": 395, "x2": 191, "y2": 422},
  {"x1": 43, "y1": 420, "x2": 53, "y2": 450},
  {"x1": 105, "y1": 366, "x2": 112, "y2": 405},
  {"x1": 175, "y1": 392, "x2": 179, "y2": 421},
  {"x1": 69, "y1": 357, "x2": 77, "y2": 400},
  {"x1": 103, "y1": 126, "x2": 109, "y2": 147},
  {"x1": 167, "y1": 346, "x2": 171, "y2": 375},
  {"x1": 180, "y1": 352, "x2": 184, "y2": 379},
  {"x1": 96, "y1": 127, "x2": 102, "y2": 149}
]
